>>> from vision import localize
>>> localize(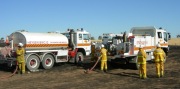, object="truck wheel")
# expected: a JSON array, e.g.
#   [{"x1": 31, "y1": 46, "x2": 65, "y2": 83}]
[
  {"x1": 42, "y1": 54, "x2": 54, "y2": 69},
  {"x1": 75, "y1": 52, "x2": 84, "y2": 65},
  {"x1": 132, "y1": 57, "x2": 139, "y2": 70},
  {"x1": 26, "y1": 55, "x2": 40, "y2": 71}
]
